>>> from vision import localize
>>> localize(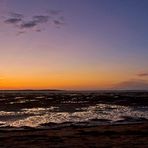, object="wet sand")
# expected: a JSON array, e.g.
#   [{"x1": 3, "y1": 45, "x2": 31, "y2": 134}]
[{"x1": 0, "y1": 122, "x2": 148, "y2": 148}]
